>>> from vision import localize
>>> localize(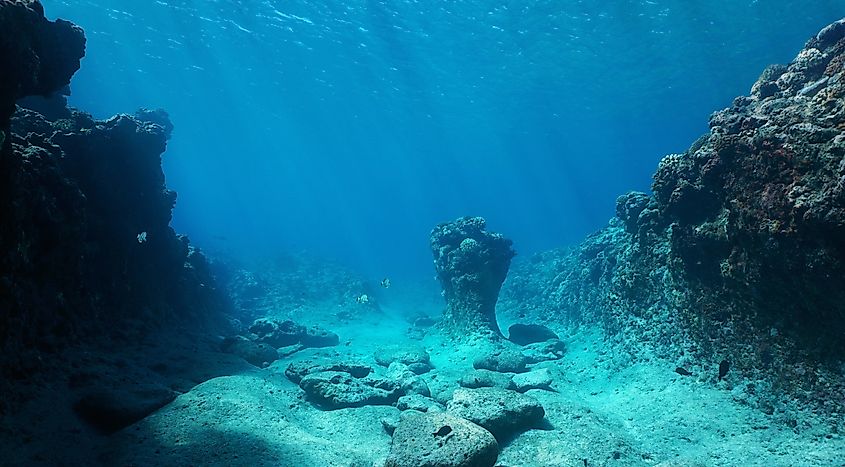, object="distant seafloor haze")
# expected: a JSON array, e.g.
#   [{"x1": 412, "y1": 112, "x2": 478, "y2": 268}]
[{"x1": 42, "y1": 0, "x2": 845, "y2": 279}]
